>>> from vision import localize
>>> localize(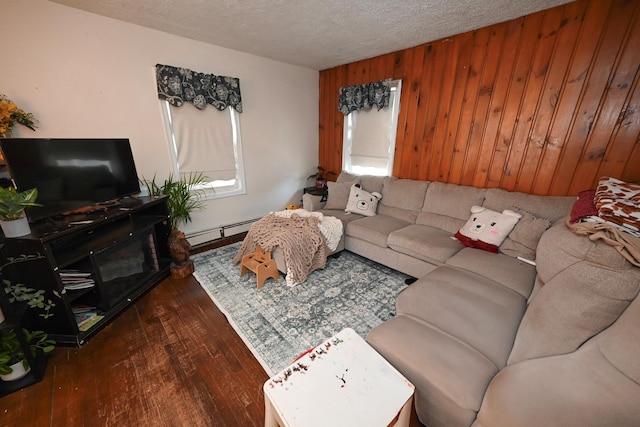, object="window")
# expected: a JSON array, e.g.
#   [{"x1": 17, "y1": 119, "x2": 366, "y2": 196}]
[
  {"x1": 161, "y1": 101, "x2": 246, "y2": 198},
  {"x1": 342, "y1": 80, "x2": 402, "y2": 176}
]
